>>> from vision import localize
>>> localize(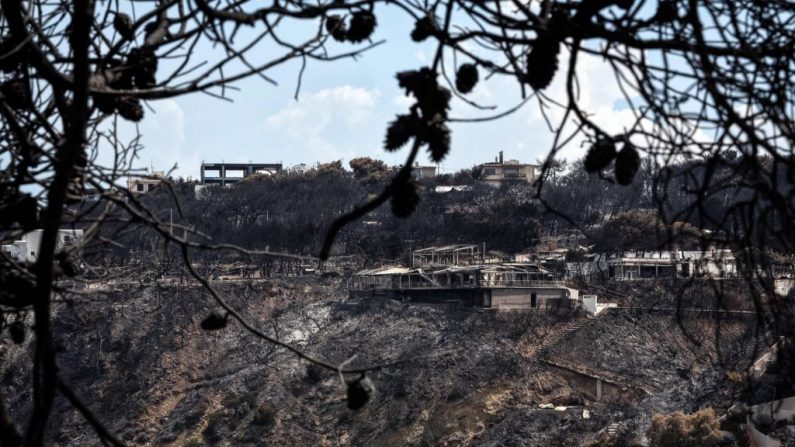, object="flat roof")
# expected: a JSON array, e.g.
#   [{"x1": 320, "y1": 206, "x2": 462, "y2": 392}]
[
  {"x1": 413, "y1": 244, "x2": 480, "y2": 254},
  {"x1": 354, "y1": 263, "x2": 551, "y2": 276},
  {"x1": 201, "y1": 162, "x2": 282, "y2": 169},
  {"x1": 479, "y1": 162, "x2": 538, "y2": 167},
  {"x1": 354, "y1": 266, "x2": 414, "y2": 276}
]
